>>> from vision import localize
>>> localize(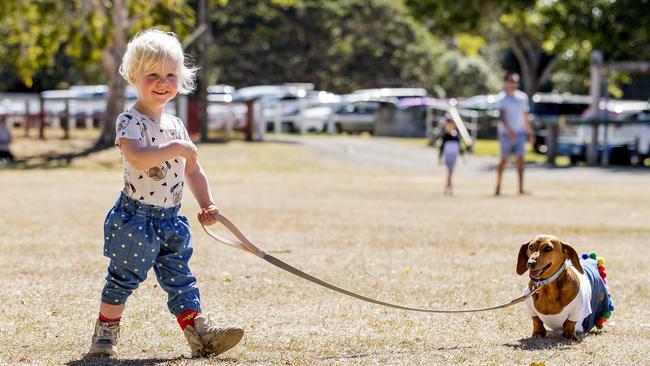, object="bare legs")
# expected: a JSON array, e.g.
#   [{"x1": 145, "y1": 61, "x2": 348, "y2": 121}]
[
  {"x1": 444, "y1": 168, "x2": 454, "y2": 195},
  {"x1": 495, "y1": 156, "x2": 526, "y2": 195},
  {"x1": 495, "y1": 158, "x2": 507, "y2": 195},
  {"x1": 517, "y1": 156, "x2": 526, "y2": 194},
  {"x1": 100, "y1": 303, "x2": 125, "y2": 319}
]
